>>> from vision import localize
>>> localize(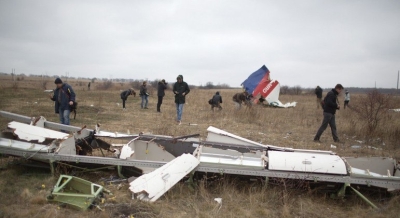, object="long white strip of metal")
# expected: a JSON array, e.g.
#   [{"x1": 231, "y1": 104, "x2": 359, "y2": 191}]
[
  {"x1": 1, "y1": 146, "x2": 399, "y2": 190},
  {"x1": 0, "y1": 110, "x2": 88, "y2": 132}
]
